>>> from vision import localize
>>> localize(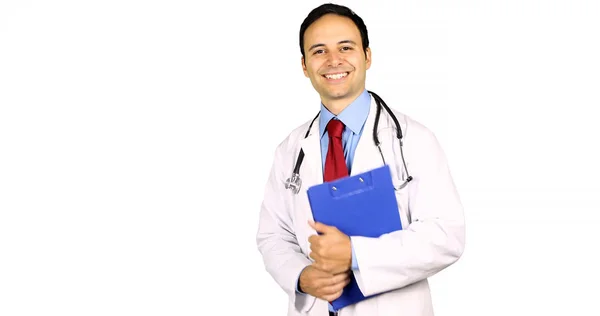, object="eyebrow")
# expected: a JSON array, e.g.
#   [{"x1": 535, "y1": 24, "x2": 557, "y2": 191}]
[{"x1": 308, "y1": 40, "x2": 358, "y2": 52}]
